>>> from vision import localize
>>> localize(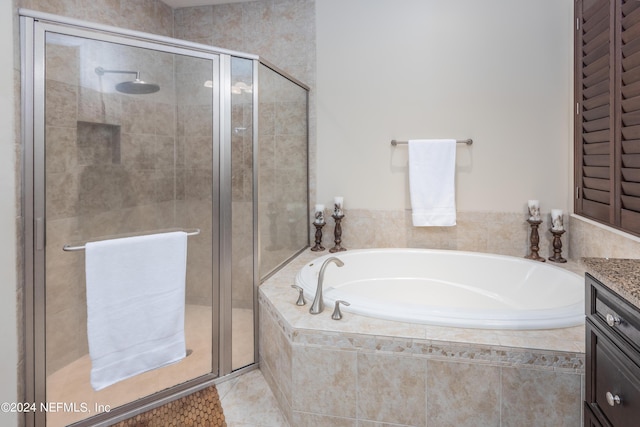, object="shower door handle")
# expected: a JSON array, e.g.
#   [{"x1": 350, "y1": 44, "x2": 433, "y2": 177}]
[{"x1": 35, "y1": 217, "x2": 44, "y2": 251}]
